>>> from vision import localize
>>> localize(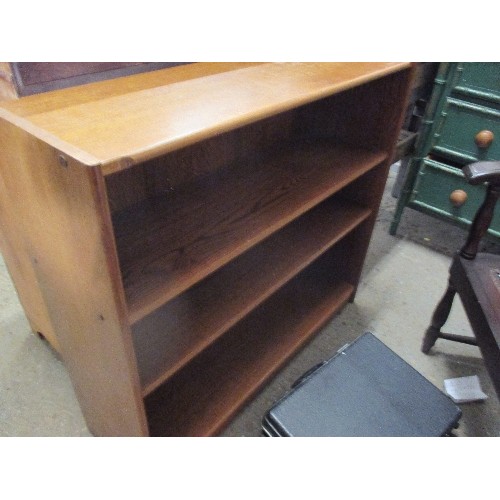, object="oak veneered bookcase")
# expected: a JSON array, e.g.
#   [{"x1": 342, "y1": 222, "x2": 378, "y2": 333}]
[{"x1": 0, "y1": 62, "x2": 413, "y2": 436}]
